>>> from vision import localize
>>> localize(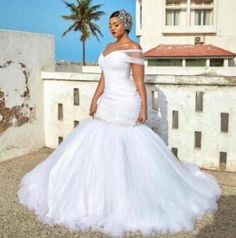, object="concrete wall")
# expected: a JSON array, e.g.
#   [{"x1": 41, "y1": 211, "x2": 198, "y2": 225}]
[
  {"x1": 0, "y1": 30, "x2": 55, "y2": 162},
  {"x1": 146, "y1": 75, "x2": 236, "y2": 172},
  {"x1": 42, "y1": 70, "x2": 236, "y2": 172},
  {"x1": 42, "y1": 72, "x2": 99, "y2": 148}
]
